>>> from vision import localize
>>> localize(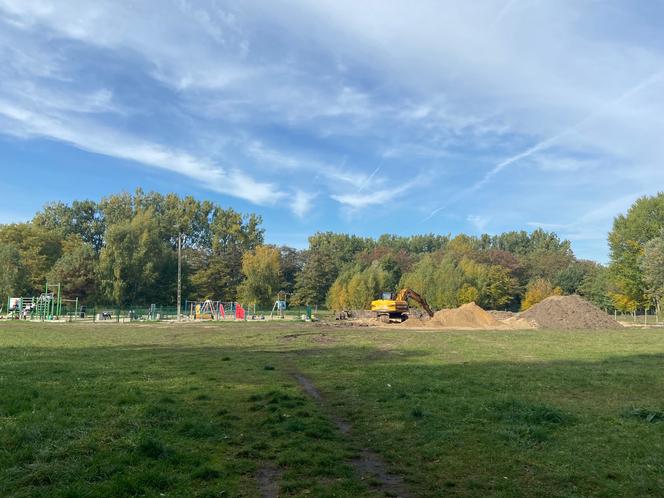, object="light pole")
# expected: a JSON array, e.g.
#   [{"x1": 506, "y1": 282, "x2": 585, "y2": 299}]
[{"x1": 177, "y1": 231, "x2": 182, "y2": 322}]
